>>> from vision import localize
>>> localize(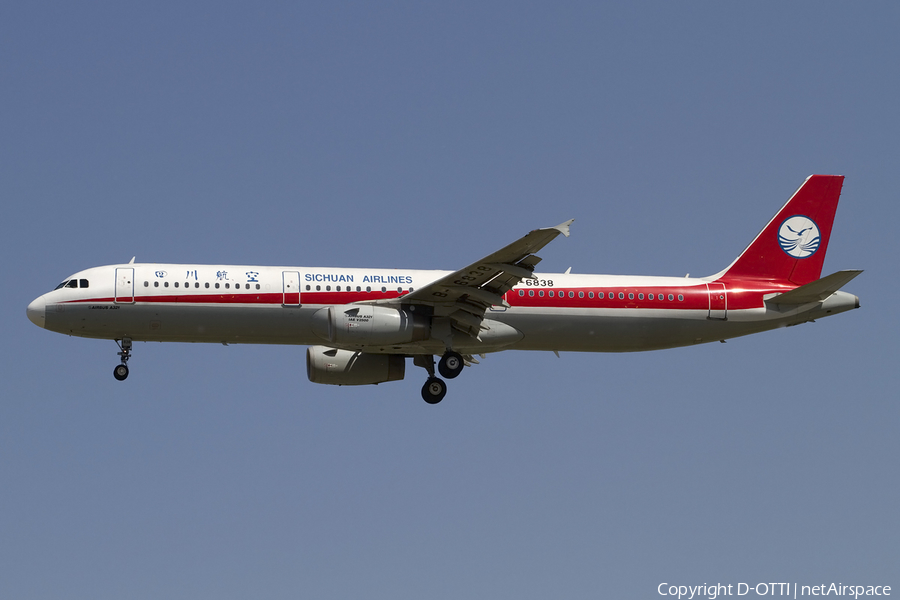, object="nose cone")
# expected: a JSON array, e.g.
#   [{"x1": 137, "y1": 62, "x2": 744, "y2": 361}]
[{"x1": 27, "y1": 296, "x2": 46, "y2": 328}]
